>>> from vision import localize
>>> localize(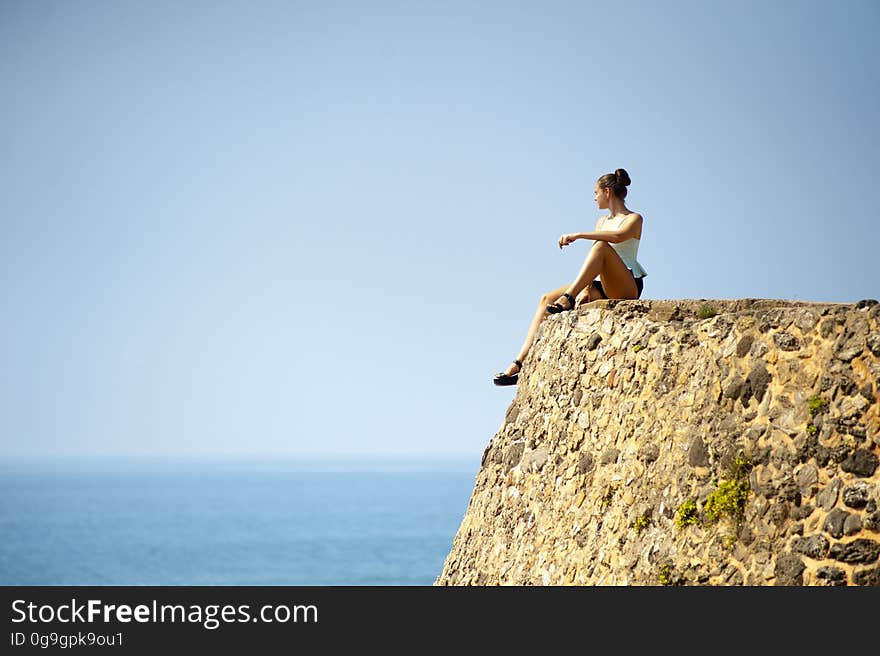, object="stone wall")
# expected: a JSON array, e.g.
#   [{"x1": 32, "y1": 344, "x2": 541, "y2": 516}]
[{"x1": 436, "y1": 299, "x2": 880, "y2": 586}]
